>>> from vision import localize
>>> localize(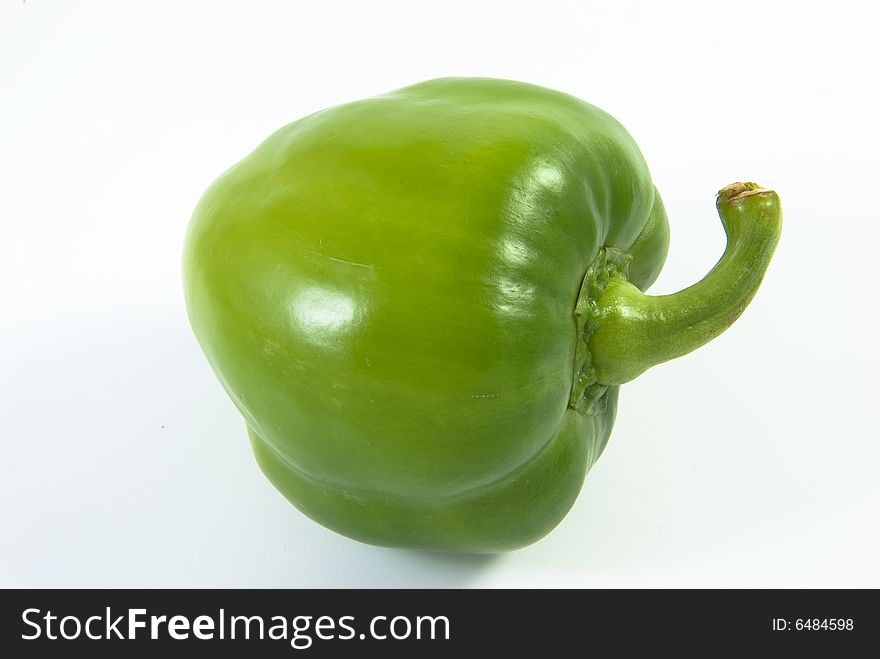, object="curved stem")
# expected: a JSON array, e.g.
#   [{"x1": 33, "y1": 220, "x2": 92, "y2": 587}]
[{"x1": 589, "y1": 182, "x2": 782, "y2": 385}]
